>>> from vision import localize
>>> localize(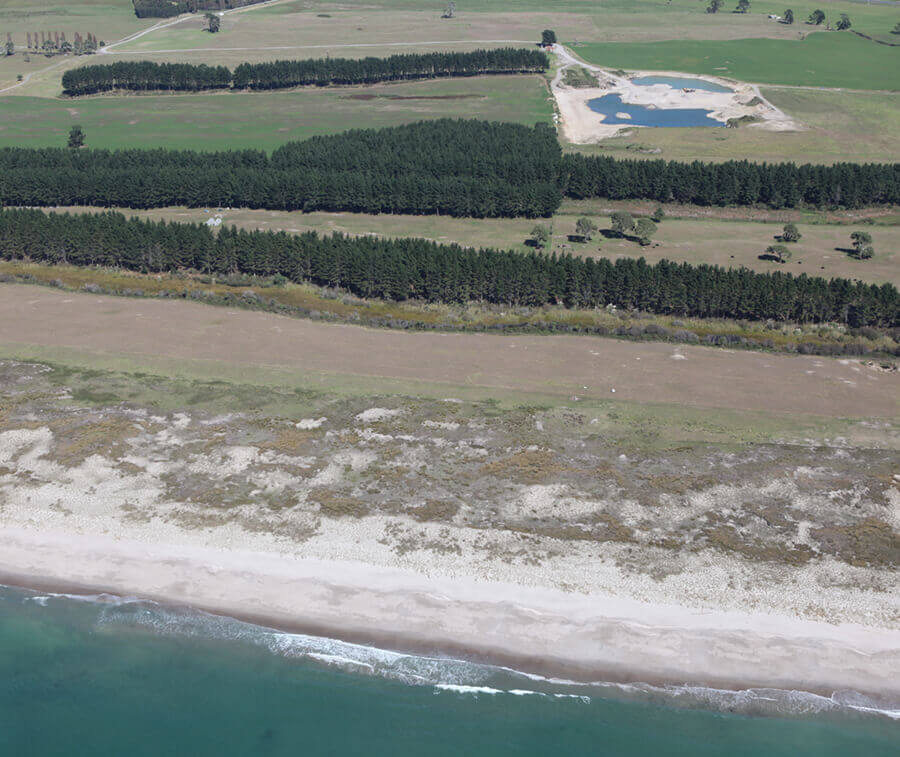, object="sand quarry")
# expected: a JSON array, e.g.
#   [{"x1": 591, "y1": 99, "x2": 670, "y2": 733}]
[{"x1": 551, "y1": 46, "x2": 800, "y2": 144}]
